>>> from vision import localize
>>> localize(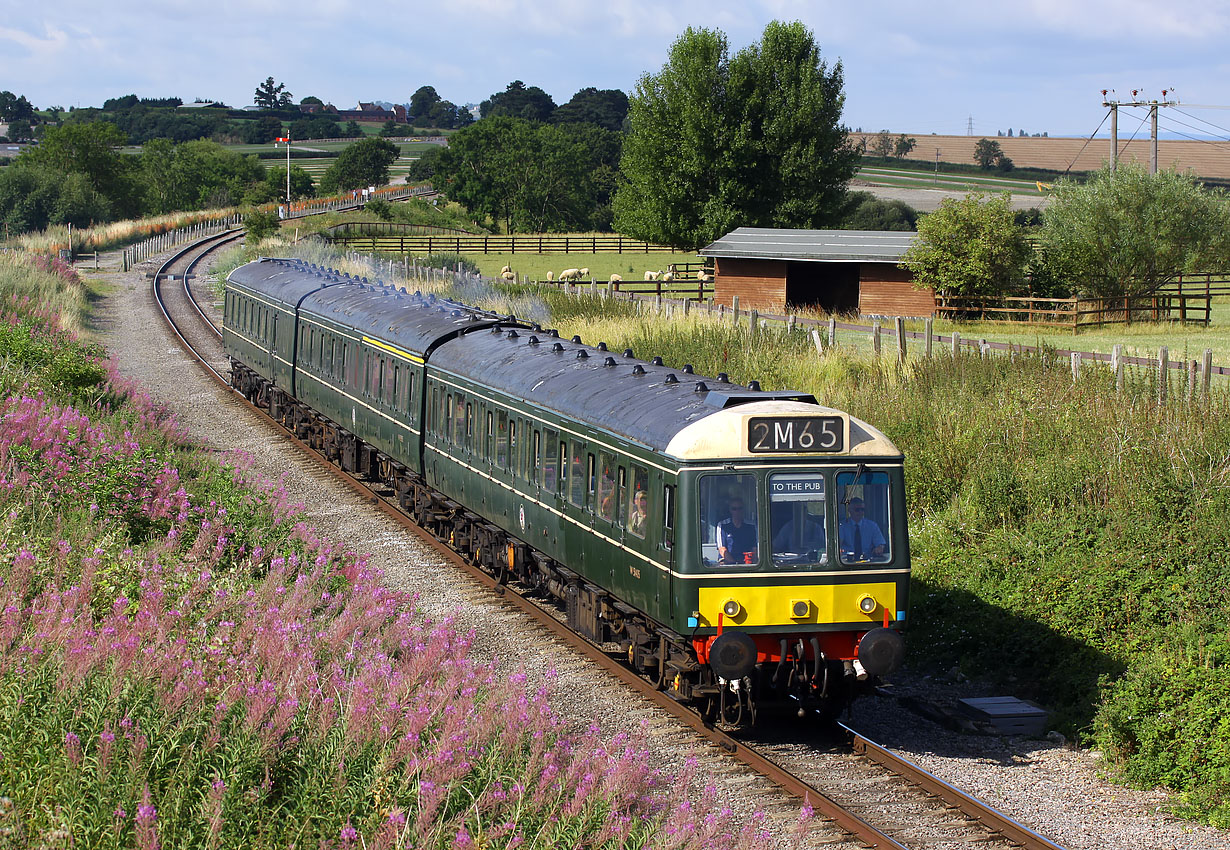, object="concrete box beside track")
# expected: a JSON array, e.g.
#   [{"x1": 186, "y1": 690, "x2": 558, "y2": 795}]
[{"x1": 957, "y1": 697, "x2": 1050, "y2": 737}]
